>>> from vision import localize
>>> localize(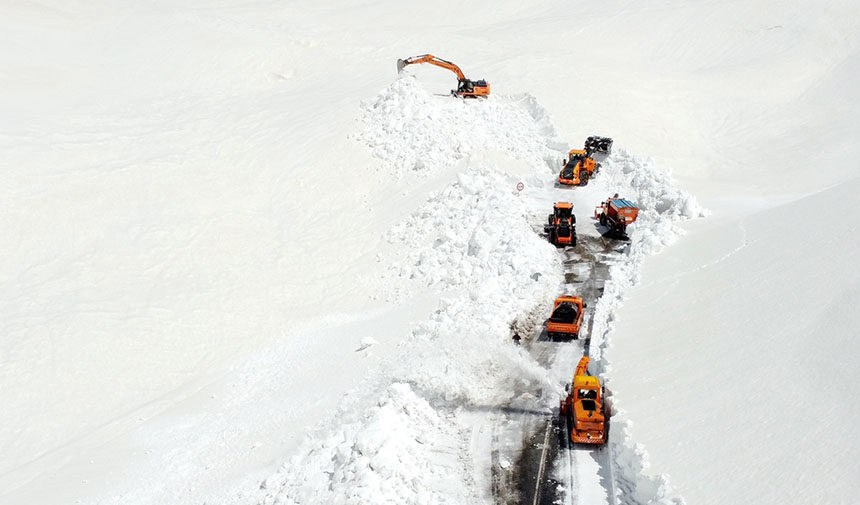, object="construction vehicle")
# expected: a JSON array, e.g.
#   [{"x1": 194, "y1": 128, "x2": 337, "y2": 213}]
[
  {"x1": 594, "y1": 195, "x2": 639, "y2": 236},
  {"x1": 544, "y1": 202, "x2": 577, "y2": 247},
  {"x1": 558, "y1": 149, "x2": 599, "y2": 186},
  {"x1": 584, "y1": 136, "x2": 613, "y2": 154},
  {"x1": 546, "y1": 295, "x2": 585, "y2": 340},
  {"x1": 559, "y1": 356, "x2": 609, "y2": 445},
  {"x1": 397, "y1": 54, "x2": 490, "y2": 98}
]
